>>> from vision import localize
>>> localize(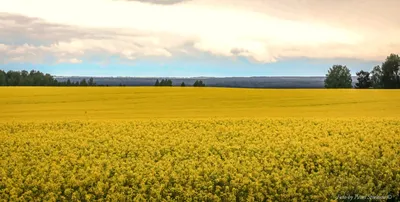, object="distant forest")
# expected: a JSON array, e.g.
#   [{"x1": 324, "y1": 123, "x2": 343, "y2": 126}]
[
  {"x1": 0, "y1": 70, "x2": 96, "y2": 86},
  {"x1": 0, "y1": 69, "x2": 355, "y2": 88},
  {"x1": 1, "y1": 53, "x2": 399, "y2": 88},
  {"x1": 0, "y1": 69, "x2": 350, "y2": 88}
]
